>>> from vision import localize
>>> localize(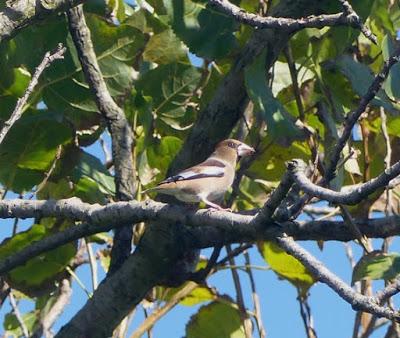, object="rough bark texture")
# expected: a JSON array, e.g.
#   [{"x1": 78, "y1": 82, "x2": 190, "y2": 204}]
[
  {"x1": 0, "y1": 0, "x2": 85, "y2": 43},
  {"x1": 67, "y1": 6, "x2": 136, "y2": 274}
]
